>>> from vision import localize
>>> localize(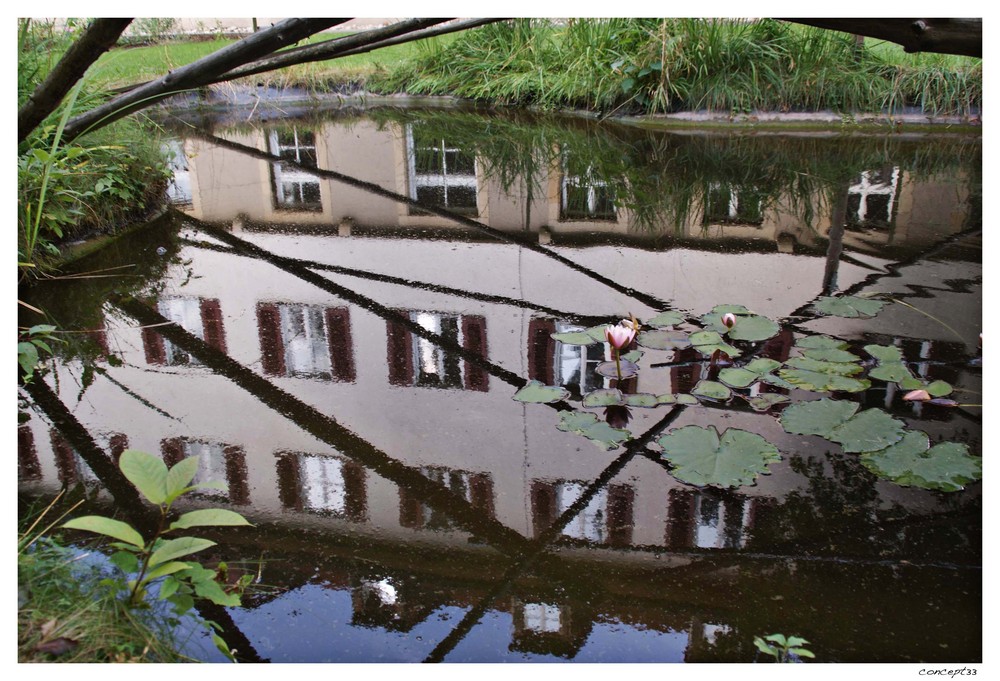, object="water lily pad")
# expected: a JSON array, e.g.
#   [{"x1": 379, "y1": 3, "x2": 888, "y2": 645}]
[
  {"x1": 625, "y1": 393, "x2": 660, "y2": 408},
  {"x1": 658, "y1": 425, "x2": 781, "y2": 488},
  {"x1": 689, "y1": 330, "x2": 741, "y2": 358},
  {"x1": 925, "y1": 380, "x2": 954, "y2": 397},
  {"x1": 800, "y1": 347, "x2": 861, "y2": 363},
  {"x1": 700, "y1": 306, "x2": 779, "y2": 342},
  {"x1": 583, "y1": 388, "x2": 625, "y2": 407},
  {"x1": 621, "y1": 349, "x2": 644, "y2": 363},
  {"x1": 551, "y1": 330, "x2": 600, "y2": 345},
  {"x1": 586, "y1": 325, "x2": 614, "y2": 343},
  {"x1": 596, "y1": 359, "x2": 639, "y2": 379},
  {"x1": 636, "y1": 330, "x2": 690, "y2": 351},
  {"x1": 645, "y1": 310, "x2": 686, "y2": 328},
  {"x1": 784, "y1": 356, "x2": 863, "y2": 376},
  {"x1": 813, "y1": 295, "x2": 885, "y2": 318},
  {"x1": 827, "y1": 409, "x2": 906, "y2": 453},
  {"x1": 514, "y1": 381, "x2": 570, "y2": 404},
  {"x1": 719, "y1": 358, "x2": 785, "y2": 388},
  {"x1": 864, "y1": 344, "x2": 904, "y2": 363},
  {"x1": 780, "y1": 398, "x2": 861, "y2": 437},
  {"x1": 778, "y1": 368, "x2": 871, "y2": 393},
  {"x1": 556, "y1": 411, "x2": 601, "y2": 433},
  {"x1": 860, "y1": 431, "x2": 981, "y2": 491},
  {"x1": 869, "y1": 362, "x2": 914, "y2": 382},
  {"x1": 743, "y1": 393, "x2": 791, "y2": 411},
  {"x1": 795, "y1": 335, "x2": 849, "y2": 350},
  {"x1": 692, "y1": 380, "x2": 732, "y2": 401},
  {"x1": 656, "y1": 393, "x2": 699, "y2": 405},
  {"x1": 556, "y1": 411, "x2": 632, "y2": 451}
]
